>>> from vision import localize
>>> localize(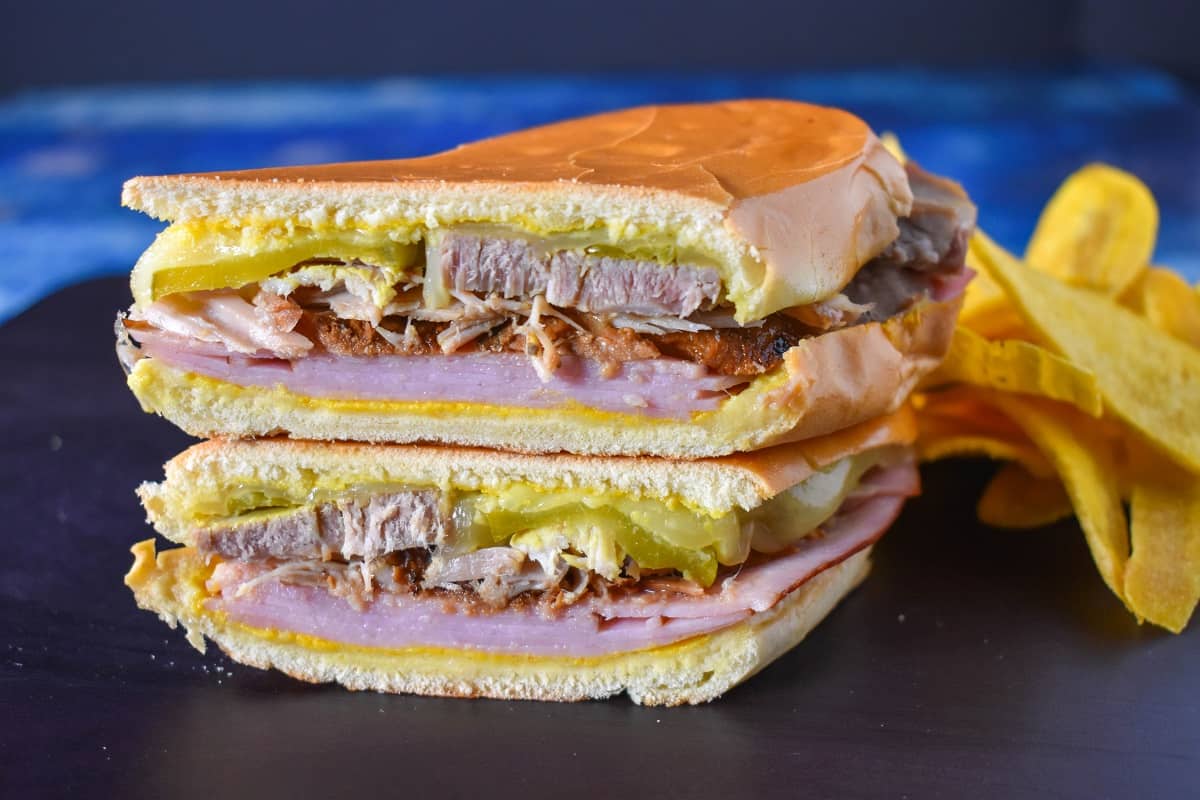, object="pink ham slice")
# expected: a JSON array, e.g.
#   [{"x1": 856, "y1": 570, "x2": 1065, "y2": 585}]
[
  {"x1": 209, "y1": 463, "x2": 915, "y2": 657},
  {"x1": 930, "y1": 267, "x2": 975, "y2": 303},
  {"x1": 132, "y1": 329, "x2": 744, "y2": 420},
  {"x1": 210, "y1": 582, "x2": 750, "y2": 657}
]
